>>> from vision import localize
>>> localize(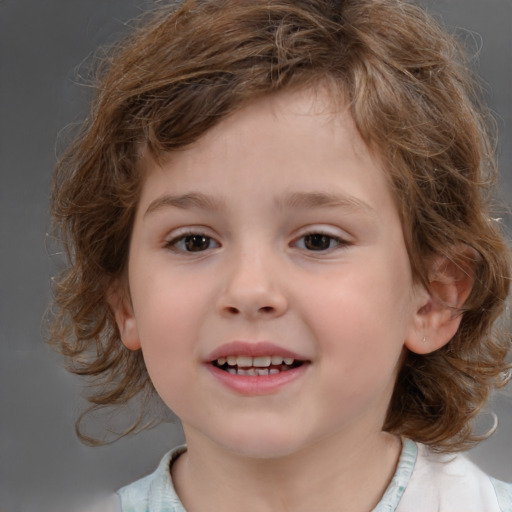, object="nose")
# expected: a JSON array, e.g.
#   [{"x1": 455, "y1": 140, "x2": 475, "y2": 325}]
[{"x1": 217, "y1": 248, "x2": 288, "y2": 320}]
